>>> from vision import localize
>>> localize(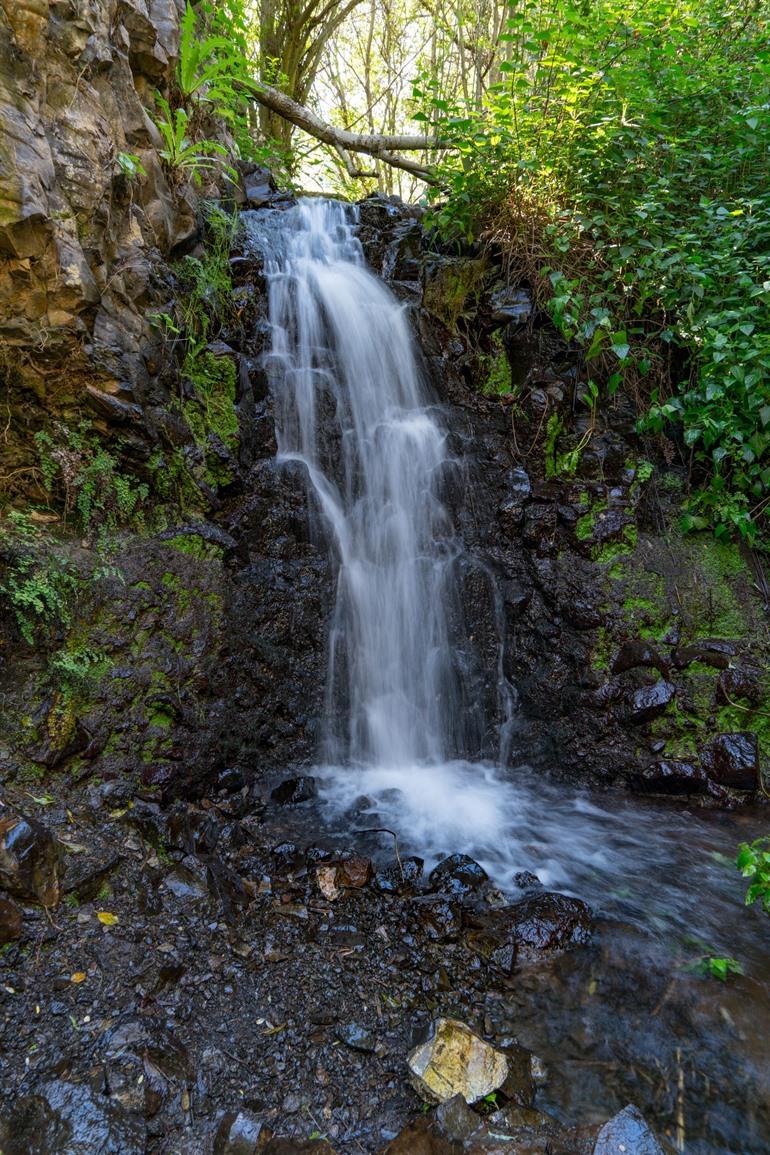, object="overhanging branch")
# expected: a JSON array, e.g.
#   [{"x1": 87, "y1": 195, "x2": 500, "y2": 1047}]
[{"x1": 237, "y1": 79, "x2": 446, "y2": 183}]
